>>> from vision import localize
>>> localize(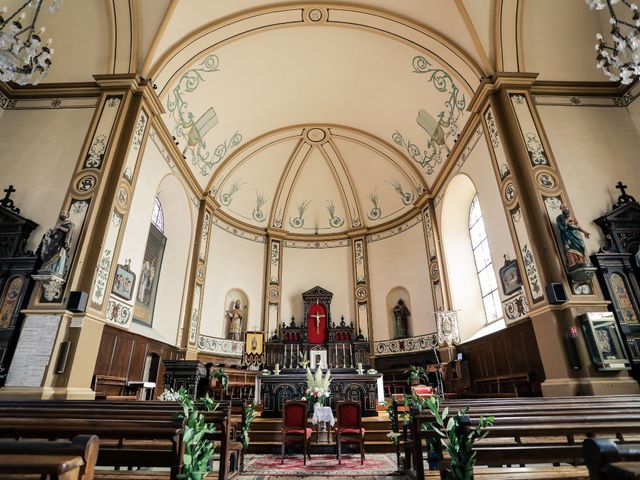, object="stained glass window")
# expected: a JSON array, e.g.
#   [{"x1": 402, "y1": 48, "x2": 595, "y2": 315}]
[
  {"x1": 469, "y1": 195, "x2": 503, "y2": 323},
  {"x1": 151, "y1": 197, "x2": 164, "y2": 233}
]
